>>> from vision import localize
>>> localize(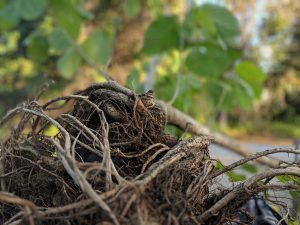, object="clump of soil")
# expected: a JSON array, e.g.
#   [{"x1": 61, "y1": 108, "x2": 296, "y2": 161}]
[{"x1": 0, "y1": 81, "x2": 253, "y2": 225}]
